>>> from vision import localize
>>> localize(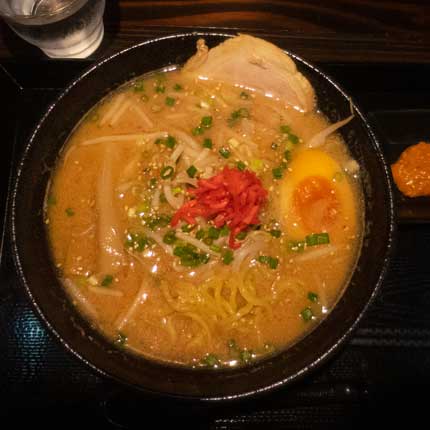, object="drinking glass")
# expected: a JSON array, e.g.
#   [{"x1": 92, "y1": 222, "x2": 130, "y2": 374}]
[{"x1": 0, "y1": 0, "x2": 105, "y2": 58}]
